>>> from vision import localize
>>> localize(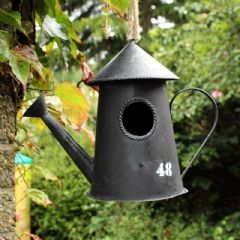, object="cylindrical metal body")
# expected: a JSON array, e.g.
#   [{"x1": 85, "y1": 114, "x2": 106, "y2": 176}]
[
  {"x1": 24, "y1": 42, "x2": 189, "y2": 202},
  {"x1": 89, "y1": 81, "x2": 187, "y2": 201}
]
